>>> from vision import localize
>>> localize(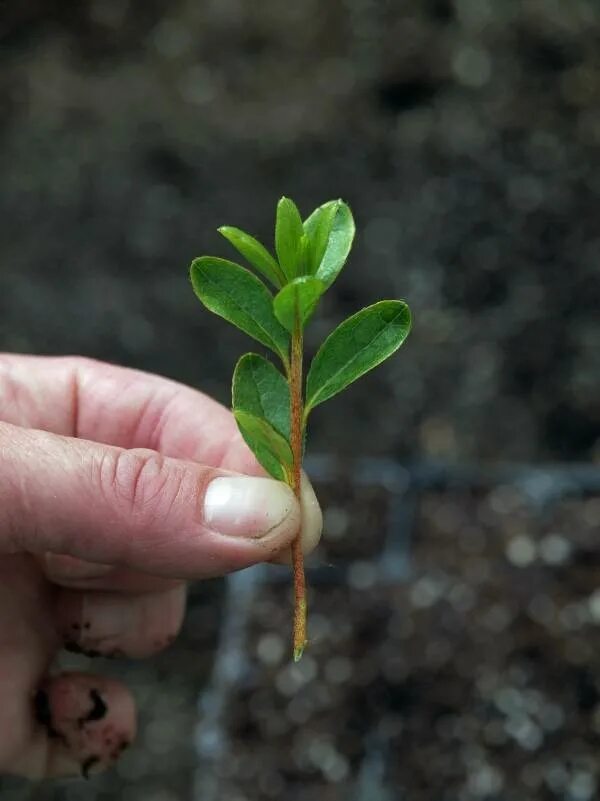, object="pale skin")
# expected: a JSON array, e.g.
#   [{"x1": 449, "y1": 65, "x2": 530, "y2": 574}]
[{"x1": 0, "y1": 355, "x2": 322, "y2": 780}]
